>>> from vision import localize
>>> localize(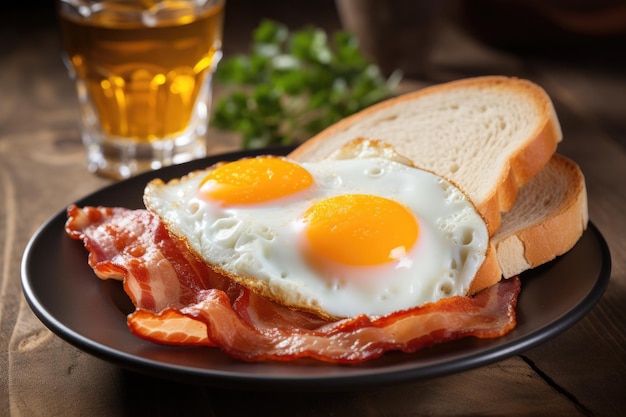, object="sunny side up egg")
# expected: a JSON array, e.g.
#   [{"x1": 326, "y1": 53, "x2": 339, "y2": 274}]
[{"x1": 143, "y1": 149, "x2": 490, "y2": 319}]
